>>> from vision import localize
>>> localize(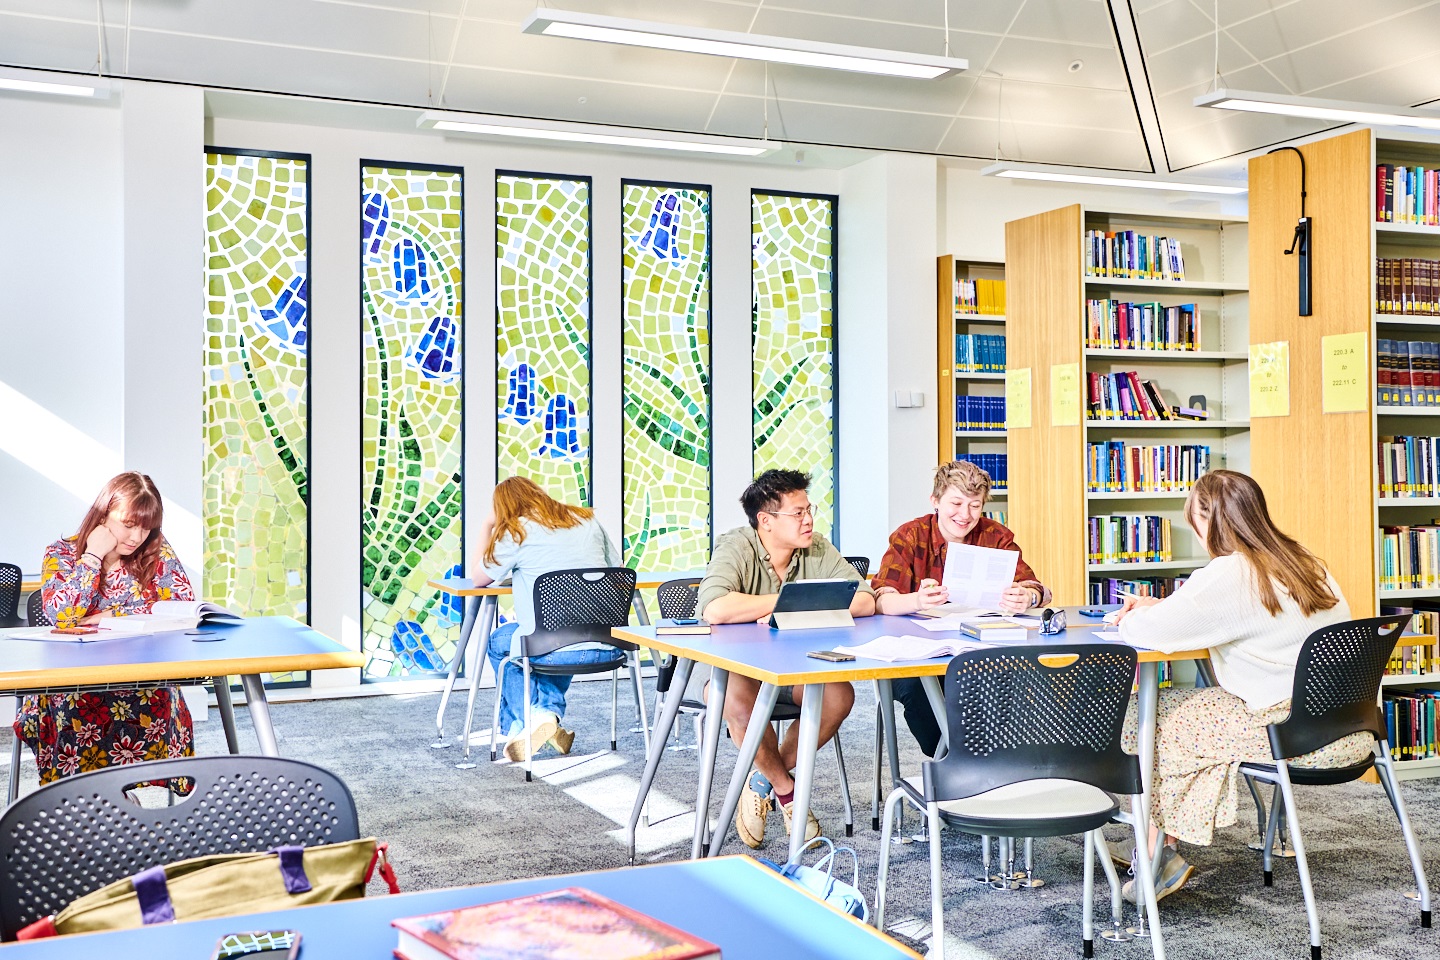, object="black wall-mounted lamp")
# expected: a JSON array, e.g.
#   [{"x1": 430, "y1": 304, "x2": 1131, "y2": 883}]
[{"x1": 1268, "y1": 146, "x2": 1311, "y2": 316}]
